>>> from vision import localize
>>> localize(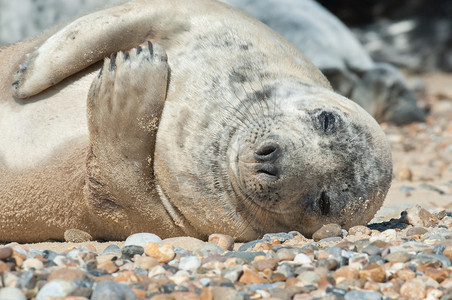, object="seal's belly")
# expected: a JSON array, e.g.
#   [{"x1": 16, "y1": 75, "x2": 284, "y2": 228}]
[{"x1": 0, "y1": 70, "x2": 96, "y2": 170}]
